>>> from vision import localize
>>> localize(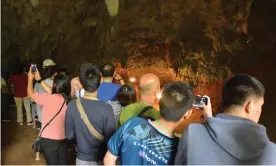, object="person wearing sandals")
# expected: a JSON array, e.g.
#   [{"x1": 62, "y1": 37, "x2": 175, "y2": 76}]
[{"x1": 27, "y1": 67, "x2": 71, "y2": 165}]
